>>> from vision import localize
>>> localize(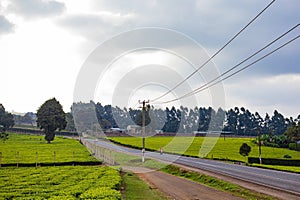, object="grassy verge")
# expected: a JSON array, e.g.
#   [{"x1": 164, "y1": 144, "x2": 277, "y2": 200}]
[
  {"x1": 161, "y1": 165, "x2": 277, "y2": 200},
  {"x1": 121, "y1": 172, "x2": 168, "y2": 200},
  {"x1": 250, "y1": 163, "x2": 300, "y2": 173},
  {"x1": 109, "y1": 149, "x2": 277, "y2": 199}
]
